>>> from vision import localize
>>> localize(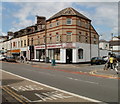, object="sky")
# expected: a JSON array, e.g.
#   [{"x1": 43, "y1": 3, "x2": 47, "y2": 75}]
[{"x1": 0, "y1": 0, "x2": 119, "y2": 41}]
